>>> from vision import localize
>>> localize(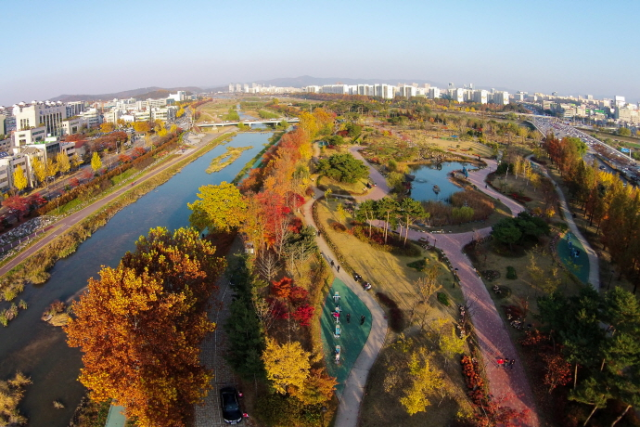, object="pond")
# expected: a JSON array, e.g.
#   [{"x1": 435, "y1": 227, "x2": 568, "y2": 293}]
[
  {"x1": 0, "y1": 132, "x2": 271, "y2": 427},
  {"x1": 407, "y1": 161, "x2": 475, "y2": 203}
]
